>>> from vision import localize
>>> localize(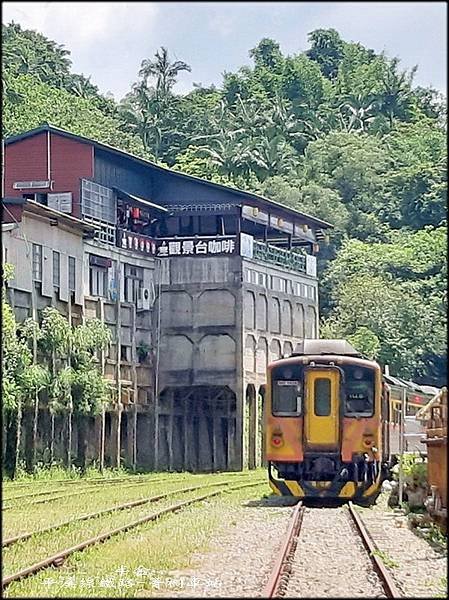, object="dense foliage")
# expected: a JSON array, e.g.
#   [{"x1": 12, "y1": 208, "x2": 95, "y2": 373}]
[
  {"x1": 2, "y1": 265, "x2": 112, "y2": 476},
  {"x1": 2, "y1": 23, "x2": 447, "y2": 384}
]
